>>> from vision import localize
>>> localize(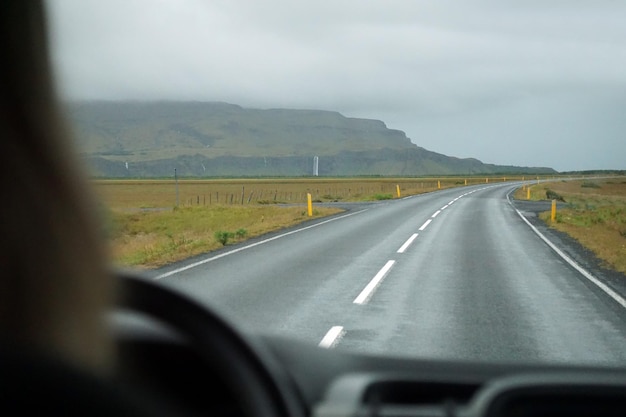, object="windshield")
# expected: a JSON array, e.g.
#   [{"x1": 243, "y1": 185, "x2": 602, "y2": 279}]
[{"x1": 46, "y1": 0, "x2": 626, "y2": 367}]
